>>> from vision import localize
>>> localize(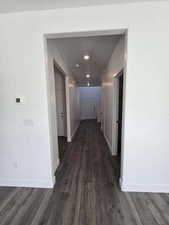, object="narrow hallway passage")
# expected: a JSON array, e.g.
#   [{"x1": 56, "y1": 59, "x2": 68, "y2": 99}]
[
  {"x1": 0, "y1": 121, "x2": 169, "y2": 225},
  {"x1": 47, "y1": 119, "x2": 121, "y2": 225}
]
